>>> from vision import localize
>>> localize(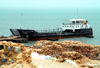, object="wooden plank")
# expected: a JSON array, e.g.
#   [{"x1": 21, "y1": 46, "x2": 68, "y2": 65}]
[
  {"x1": 0, "y1": 36, "x2": 28, "y2": 43},
  {"x1": 0, "y1": 36, "x2": 21, "y2": 41}
]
